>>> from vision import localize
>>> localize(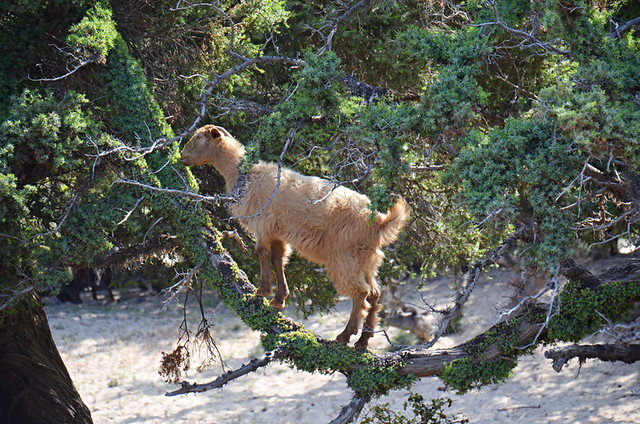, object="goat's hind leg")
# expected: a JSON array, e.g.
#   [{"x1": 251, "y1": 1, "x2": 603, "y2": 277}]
[
  {"x1": 336, "y1": 291, "x2": 367, "y2": 345},
  {"x1": 355, "y1": 287, "x2": 381, "y2": 349},
  {"x1": 255, "y1": 243, "x2": 272, "y2": 297}
]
